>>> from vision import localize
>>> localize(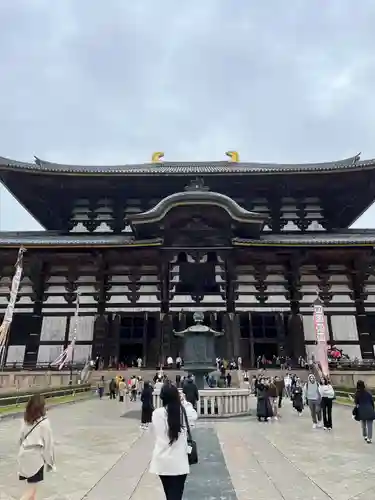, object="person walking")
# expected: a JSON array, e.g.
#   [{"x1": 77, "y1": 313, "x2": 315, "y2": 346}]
[
  {"x1": 256, "y1": 379, "x2": 273, "y2": 422},
  {"x1": 304, "y1": 374, "x2": 322, "y2": 429},
  {"x1": 150, "y1": 384, "x2": 197, "y2": 500},
  {"x1": 291, "y1": 380, "x2": 304, "y2": 416},
  {"x1": 354, "y1": 380, "x2": 375, "y2": 444},
  {"x1": 98, "y1": 376, "x2": 105, "y2": 399},
  {"x1": 319, "y1": 378, "x2": 335, "y2": 430},
  {"x1": 141, "y1": 381, "x2": 154, "y2": 429},
  {"x1": 18, "y1": 395, "x2": 55, "y2": 500},
  {"x1": 268, "y1": 379, "x2": 279, "y2": 420},
  {"x1": 284, "y1": 373, "x2": 291, "y2": 399},
  {"x1": 274, "y1": 376, "x2": 284, "y2": 409}
]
